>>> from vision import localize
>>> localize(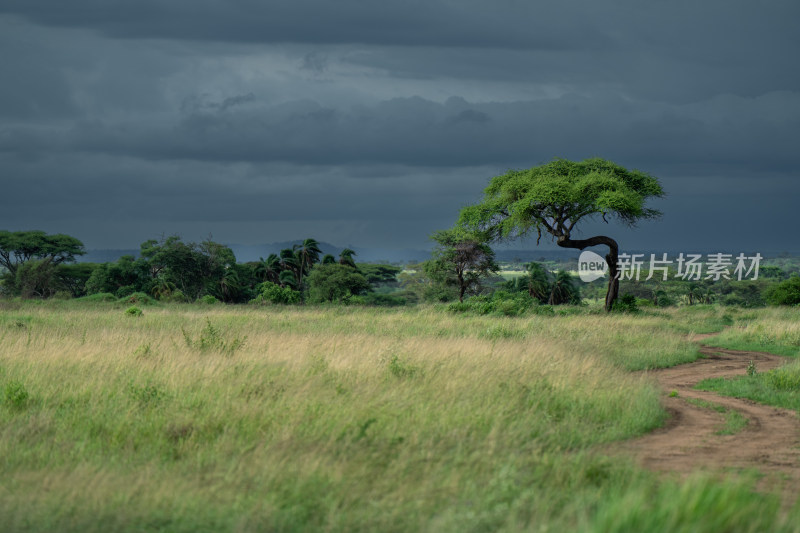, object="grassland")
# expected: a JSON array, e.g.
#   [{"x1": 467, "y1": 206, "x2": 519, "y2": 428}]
[
  {"x1": 701, "y1": 307, "x2": 800, "y2": 356},
  {"x1": 1, "y1": 300, "x2": 799, "y2": 532}
]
